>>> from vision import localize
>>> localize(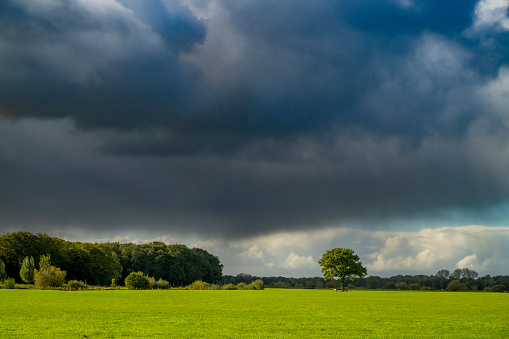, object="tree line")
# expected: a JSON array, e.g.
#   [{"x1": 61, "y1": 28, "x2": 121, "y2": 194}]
[
  {"x1": 0, "y1": 232, "x2": 222, "y2": 286},
  {"x1": 222, "y1": 270, "x2": 509, "y2": 292}
]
